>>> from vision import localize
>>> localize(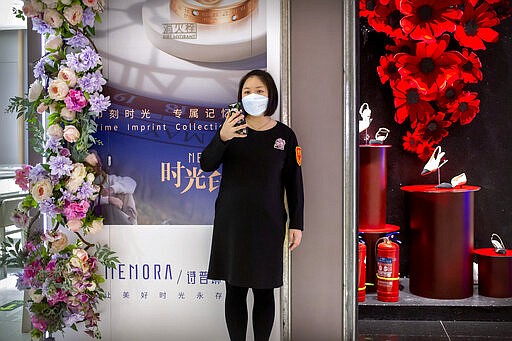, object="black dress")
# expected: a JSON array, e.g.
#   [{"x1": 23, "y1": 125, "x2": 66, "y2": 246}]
[{"x1": 200, "y1": 121, "x2": 304, "y2": 289}]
